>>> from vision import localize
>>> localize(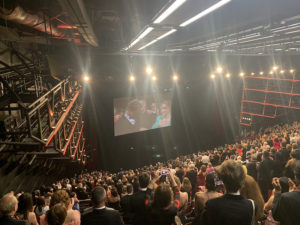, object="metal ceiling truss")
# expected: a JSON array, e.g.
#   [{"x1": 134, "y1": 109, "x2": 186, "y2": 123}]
[{"x1": 168, "y1": 15, "x2": 300, "y2": 55}]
